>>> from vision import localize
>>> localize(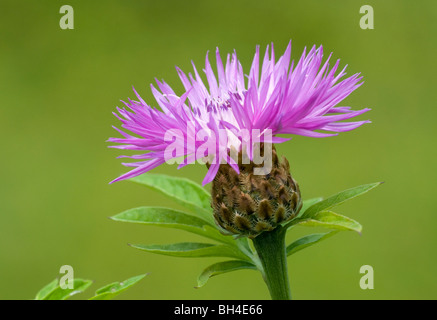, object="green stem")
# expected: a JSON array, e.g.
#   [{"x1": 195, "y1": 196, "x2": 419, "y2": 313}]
[{"x1": 252, "y1": 225, "x2": 291, "y2": 300}]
